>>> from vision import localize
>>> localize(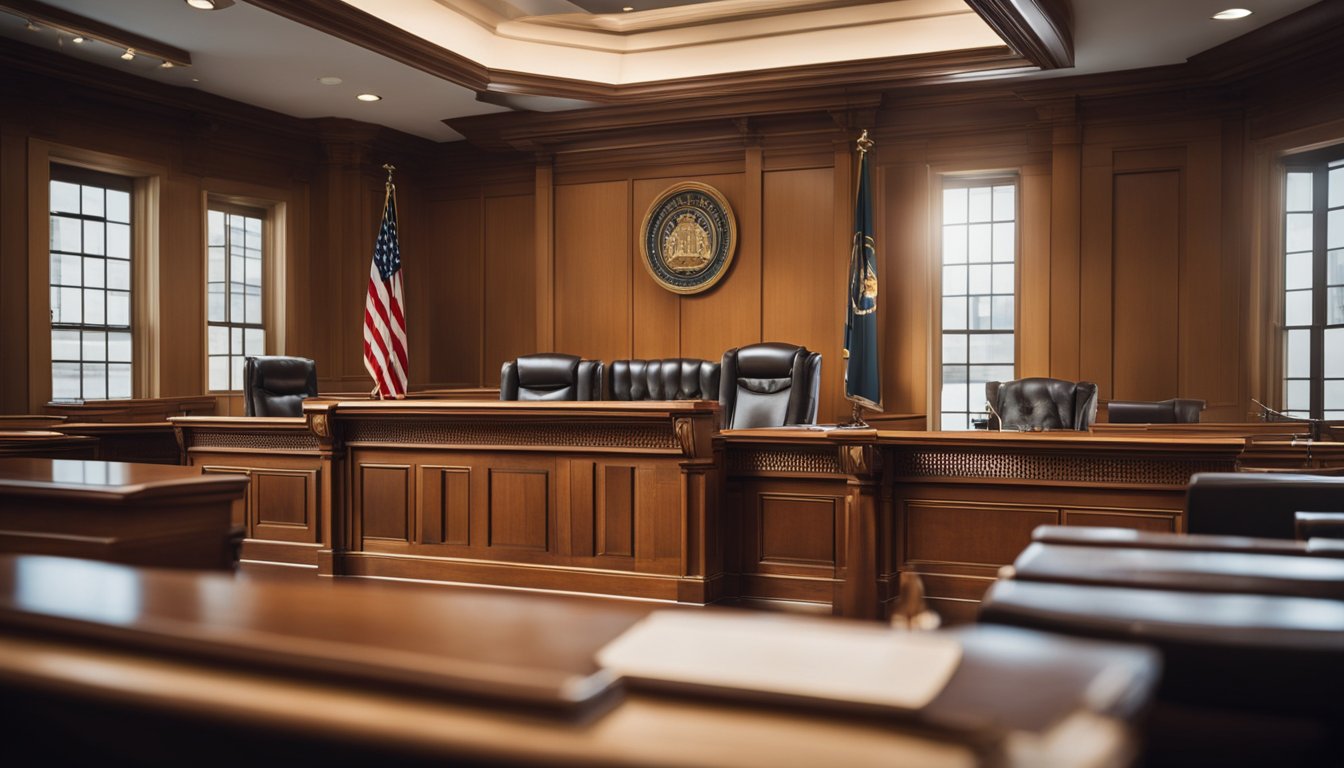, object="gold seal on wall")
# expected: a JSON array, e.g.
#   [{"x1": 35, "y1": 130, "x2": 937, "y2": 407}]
[{"x1": 640, "y1": 182, "x2": 737, "y2": 295}]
